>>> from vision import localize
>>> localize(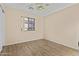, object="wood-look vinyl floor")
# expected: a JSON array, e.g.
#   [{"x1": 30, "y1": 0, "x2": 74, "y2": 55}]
[{"x1": 0, "y1": 39, "x2": 79, "y2": 56}]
